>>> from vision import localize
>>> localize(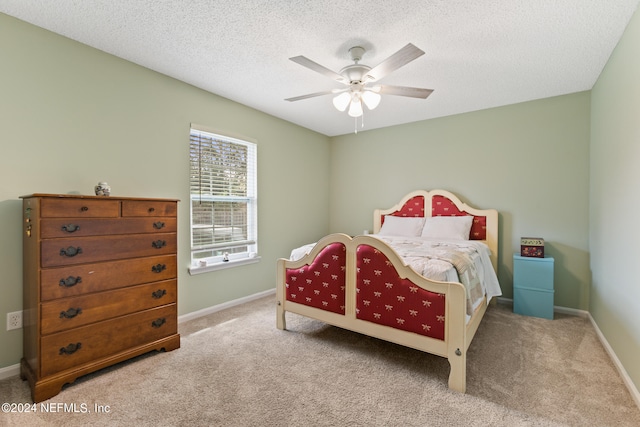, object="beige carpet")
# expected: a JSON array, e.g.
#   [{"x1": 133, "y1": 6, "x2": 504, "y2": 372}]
[{"x1": 1, "y1": 295, "x2": 639, "y2": 426}]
